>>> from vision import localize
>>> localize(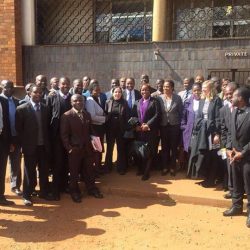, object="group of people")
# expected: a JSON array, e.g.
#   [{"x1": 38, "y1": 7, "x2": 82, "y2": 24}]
[{"x1": 0, "y1": 73, "x2": 250, "y2": 228}]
